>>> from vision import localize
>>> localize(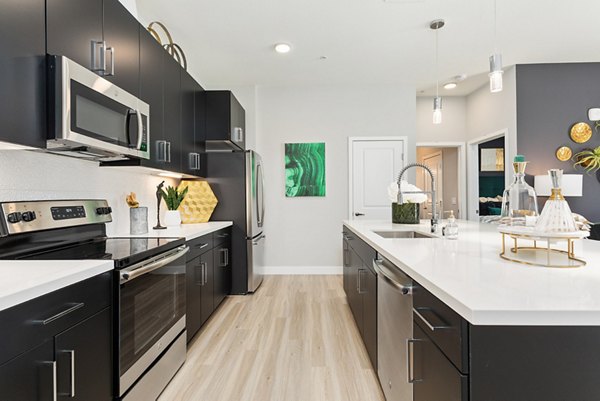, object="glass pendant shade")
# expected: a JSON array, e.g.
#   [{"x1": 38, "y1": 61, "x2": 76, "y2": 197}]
[
  {"x1": 500, "y1": 156, "x2": 539, "y2": 225},
  {"x1": 489, "y1": 53, "x2": 504, "y2": 93},
  {"x1": 432, "y1": 96, "x2": 442, "y2": 124},
  {"x1": 535, "y1": 169, "x2": 578, "y2": 233}
]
